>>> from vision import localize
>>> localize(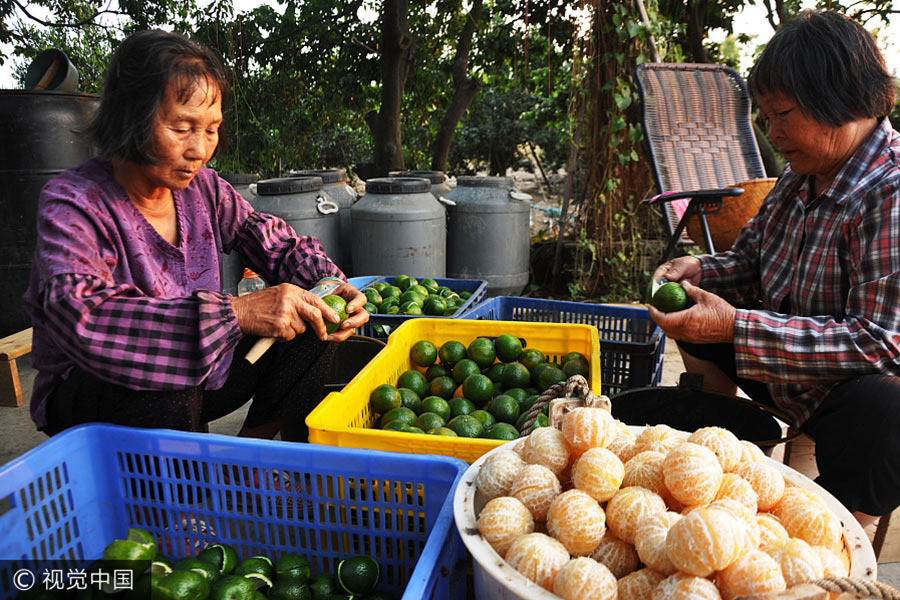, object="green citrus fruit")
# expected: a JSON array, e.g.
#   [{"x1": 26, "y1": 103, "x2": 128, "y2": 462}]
[
  {"x1": 501, "y1": 362, "x2": 531, "y2": 389},
  {"x1": 519, "y1": 394, "x2": 540, "y2": 413},
  {"x1": 102, "y1": 539, "x2": 154, "y2": 576},
  {"x1": 447, "y1": 415, "x2": 485, "y2": 438},
  {"x1": 267, "y1": 578, "x2": 311, "y2": 600},
  {"x1": 422, "y1": 295, "x2": 448, "y2": 316},
  {"x1": 336, "y1": 556, "x2": 380, "y2": 596},
  {"x1": 363, "y1": 288, "x2": 383, "y2": 306},
  {"x1": 516, "y1": 410, "x2": 549, "y2": 434},
  {"x1": 382, "y1": 285, "x2": 401, "y2": 299},
  {"x1": 126, "y1": 528, "x2": 157, "y2": 551},
  {"x1": 275, "y1": 553, "x2": 311, "y2": 583},
  {"x1": 321, "y1": 295, "x2": 348, "y2": 334},
  {"x1": 380, "y1": 419, "x2": 409, "y2": 431},
  {"x1": 385, "y1": 305, "x2": 400, "y2": 315},
  {"x1": 562, "y1": 358, "x2": 590, "y2": 378},
  {"x1": 443, "y1": 307, "x2": 458, "y2": 316},
  {"x1": 234, "y1": 557, "x2": 273, "y2": 579},
  {"x1": 424, "y1": 364, "x2": 451, "y2": 381},
  {"x1": 197, "y1": 544, "x2": 239, "y2": 576},
  {"x1": 308, "y1": 573, "x2": 340, "y2": 600},
  {"x1": 370, "y1": 384, "x2": 402, "y2": 414},
  {"x1": 503, "y1": 387, "x2": 529, "y2": 405},
  {"x1": 380, "y1": 406, "x2": 417, "y2": 429},
  {"x1": 158, "y1": 570, "x2": 211, "y2": 600},
  {"x1": 398, "y1": 290, "x2": 425, "y2": 307},
  {"x1": 398, "y1": 388, "x2": 422, "y2": 413},
  {"x1": 396, "y1": 369, "x2": 427, "y2": 397},
  {"x1": 481, "y1": 422, "x2": 519, "y2": 440},
  {"x1": 438, "y1": 340, "x2": 467, "y2": 367},
  {"x1": 379, "y1": 297, "x2": 400, "y2": 313},
  {"x1": 428, "y1": 375, "x2": 457, "y2": 400},
  {"x1": 645, "y1": 277, "x2": 667, "y2": 303},
  {"x1": 563, "y1": 352, "x2": 589, "y2": 365},
  {"x1": 393, "y1": 275, "x2": 414, "y2": 291},
  {"x1": 428, "y1": 427, "x2": 458, "y2": 436},
  {"x1": 415, "y1": 412, "x2": 446, "y2": 431},
  {"x1": 363, "y1": 302, "x2": 378, "y2": 314},
  {"x1": 459, "y1": 291, "x2": 472, "y2": 300},
  {"x1": 650, "y1": 281, "x2": 692, "y2": 313},
  {"x1": 420, "y1": 278, "x2": 440, "y2": 294},
  {"x1": 420, "y1": 395, "x2": 451, "y2": 421},
  {"x1": 175, "y1": 557, "x2": 221, "y2": 582},
  {"x1": 399, "y1": 301, "x2": 423, "y2": 315},
  {"x1": 400, "y1": 425, "x2": 425, "y2": 434},
  {"x1": 450, "y1": 397, "x2": 476, "y2": 418},
  {"x1": 470, "y1": 409, "x2": 496, "y2": 428},
  {"x1": 451, "y1": 358, "x2": 481, "y2": 384},
  {"x1": 461, "y1": 374, "x2": 494, "y2": 405},
  {"x1": 495, "y1": 333, "x2": 523, "y2": 363},
  {"x1": 536, "y1": 365, "x2": 567, "y2": 392},
  {"x1": 518, "y1": 348, "x2": 545, "y2": 372},
  {"x1": 488, "y1": 394, "x2": 521, "y2": 425},
  {"x1": 485, "y1": 363, "x2": 506, "y2": 383},
  {"x1": 410, "y1": 340, "x2": 437, "y2": 367},
  {"x1": 243, "y1": 573, "x2": 273, "y2": 594},
  {"x1": 409, "y1": 284, "x2": 430, "y2": 297},
  {"x1": 372, "y1": 282, "x2": 389, "y2": 293},
  {"x1": 467, "y1": 338, "x2": 497, "y2": 369}
]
